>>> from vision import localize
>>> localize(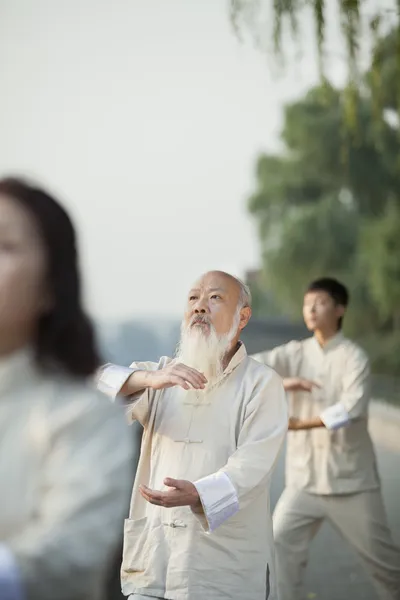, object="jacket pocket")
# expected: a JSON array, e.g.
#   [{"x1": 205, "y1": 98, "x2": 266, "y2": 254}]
[{"x1": 122, "y1": 516, "x2": 148, "y2": 574}]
